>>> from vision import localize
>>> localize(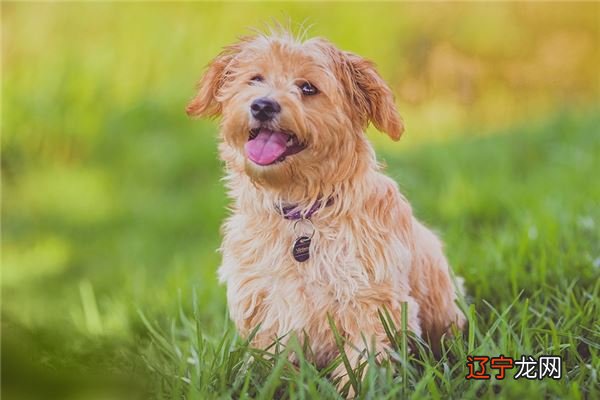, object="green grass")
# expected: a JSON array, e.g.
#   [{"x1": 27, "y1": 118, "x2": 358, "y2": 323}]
[{"x1": 2, "y1": 111, "x2": 600, "y2": 399}]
